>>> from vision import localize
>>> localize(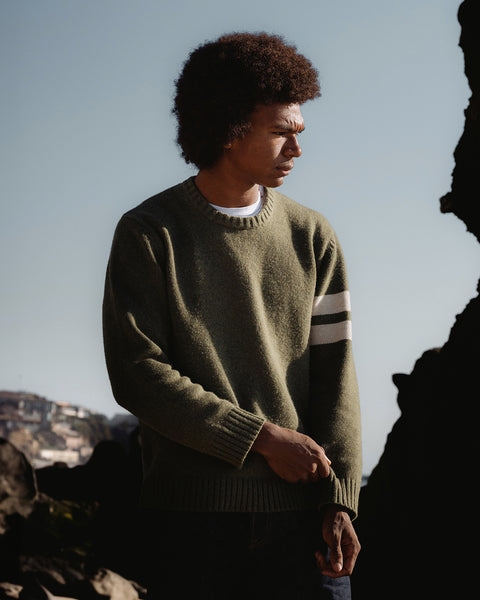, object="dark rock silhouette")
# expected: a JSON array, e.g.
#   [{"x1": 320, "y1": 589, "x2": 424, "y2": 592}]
[
  {"x1": 0, "y1": 439, "x2": 37, "y2": 535},
  {"x1": 0, "y1": 427, "x2": 146, "y2": 599},
  {"x1": 440, "y1": 0, "x2": 480, "y2": 241},
  {"x1": 36, "y1": 439, "x2": 135, "y2": 504},
  {"x1": 34, "y1": 432, "x2": 144, "y2": 584},
  {"x1": 351, "y1": 2, "x2": 479, "y2": 598}
]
